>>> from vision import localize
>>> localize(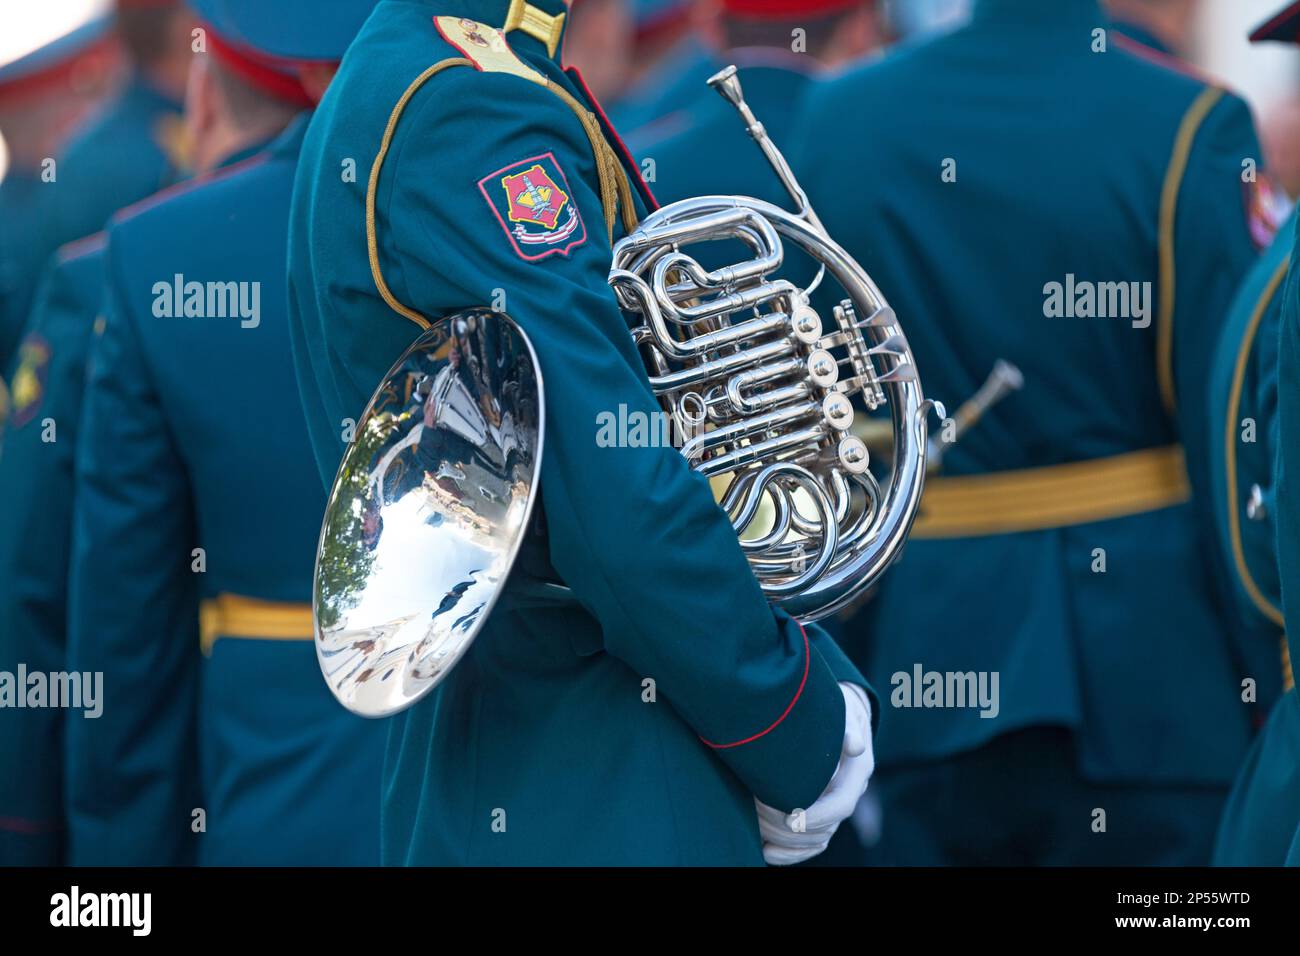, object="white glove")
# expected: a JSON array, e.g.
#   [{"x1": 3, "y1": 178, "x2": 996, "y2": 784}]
[{"x1": 755, "y1": 682, "x2": 874, "y2": 866}]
